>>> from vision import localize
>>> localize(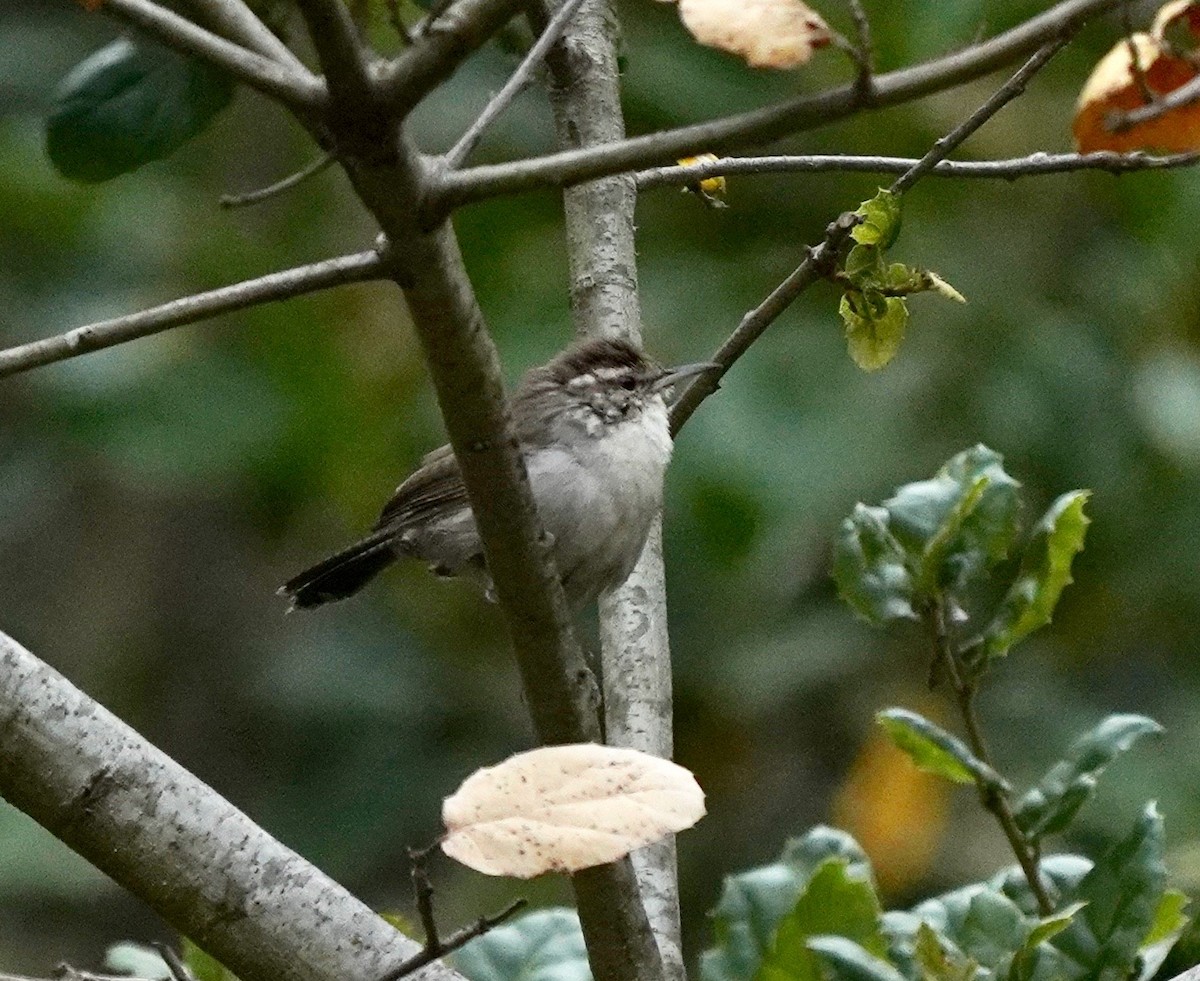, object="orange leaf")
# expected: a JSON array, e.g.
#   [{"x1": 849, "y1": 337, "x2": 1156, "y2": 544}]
[
  {"x1": 1073, "y1": 32, "x2": 1200, "y2": 152},
  {"x1": 676, "y1": 0, "x2": 831, "y2": 70}
]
